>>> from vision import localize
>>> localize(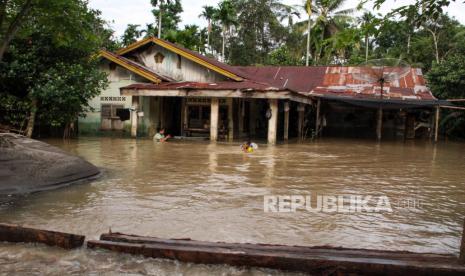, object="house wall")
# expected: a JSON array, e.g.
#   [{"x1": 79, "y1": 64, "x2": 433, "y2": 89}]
[
  {"x1": 130, "y1": 44, "x2": 227, "y2": 82},
  {"x1": 79, "y1": 61, "x2": 148, "y2": 136},
  {"x1": 79, "y1": 43, "x2": 231, "y2": 137}
]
